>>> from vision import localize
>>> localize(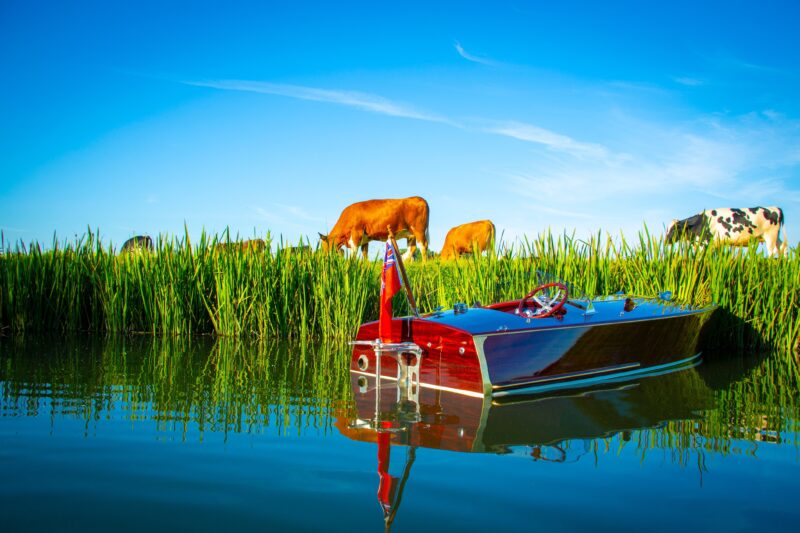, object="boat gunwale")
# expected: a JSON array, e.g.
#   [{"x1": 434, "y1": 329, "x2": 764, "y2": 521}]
[
  {"x1": 469, "y1": 302, "x2": 717, "y2": 337},
  {"x1": 410, "y1": 298, "x2": 718, "y2": 338}
]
